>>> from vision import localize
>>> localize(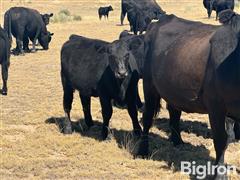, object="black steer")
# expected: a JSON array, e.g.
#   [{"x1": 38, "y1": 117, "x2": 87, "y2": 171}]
[{"x1": 4, "y1": 7, "x2": 53, "y2": 55}]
